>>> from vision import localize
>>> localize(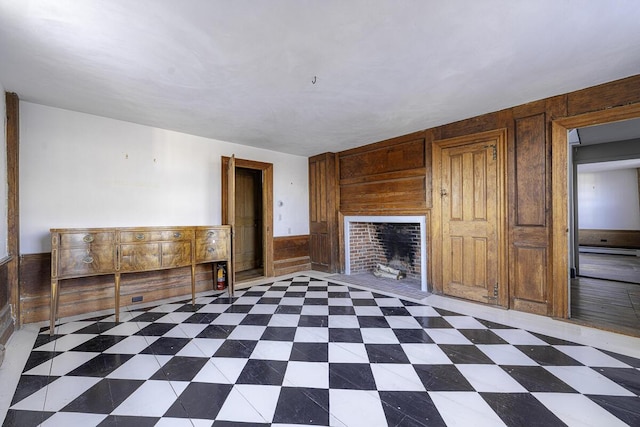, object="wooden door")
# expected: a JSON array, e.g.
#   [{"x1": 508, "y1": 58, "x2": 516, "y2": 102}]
[
  {"x1": 308, "y1": 153, "x2": 339, "y2": 272},
  {"x1": 434, "y1": 131, "x2": 506, "y2": 305},
  {"x1": 235, "y1": 168, "x2": 262, "y2": 272},
  {"x1": 221, "y1": 156, "x2": 274, "y2": 278}
]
